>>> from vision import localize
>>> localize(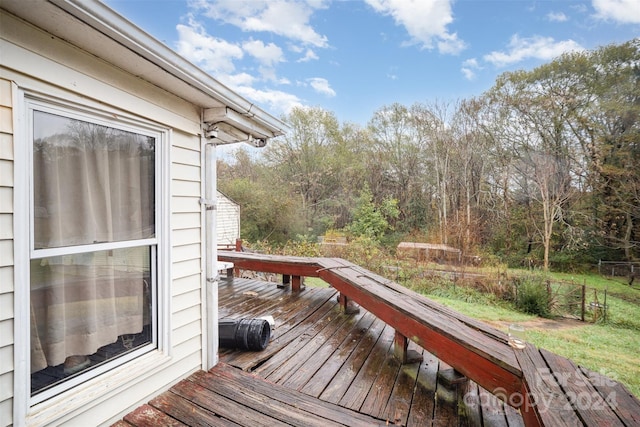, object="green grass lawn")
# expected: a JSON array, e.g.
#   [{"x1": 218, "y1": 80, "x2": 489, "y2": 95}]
[
  {"x1": 429, "y1": 293, "x2": 640, "y2": 398},
  {"x1": 304, "y1": 267, "x2": 640, "y2": 397}
]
